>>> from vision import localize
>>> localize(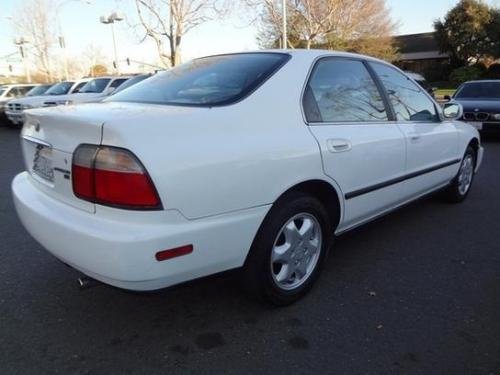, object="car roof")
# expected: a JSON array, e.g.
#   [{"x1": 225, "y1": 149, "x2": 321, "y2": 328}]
[
  {"x1": 463, "y1": 79, "x2": 500, "y2": 84},
  {"x1": 0, "y1": 83, "x2": 39, "y2": 88},
  {"x1": 201, "y1": 49, "x2": 393, "y2": 66}
]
